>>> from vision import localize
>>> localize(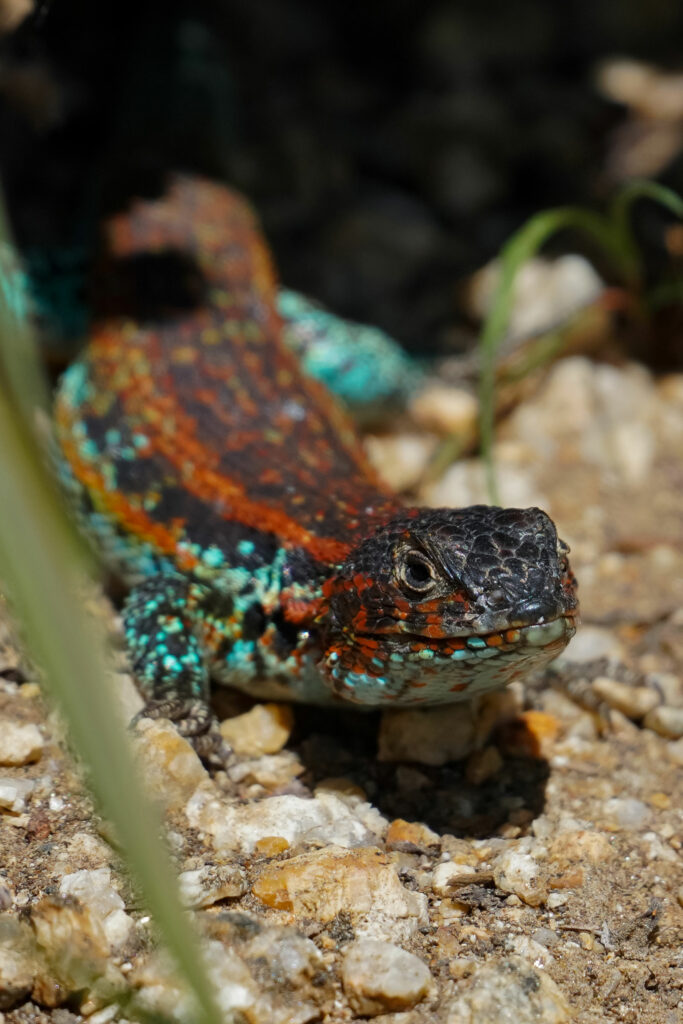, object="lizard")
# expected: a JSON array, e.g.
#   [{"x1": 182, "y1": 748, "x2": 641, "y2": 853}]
[{"x1": 53, "y1": 173, "x2": 578, "y2": 741}]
